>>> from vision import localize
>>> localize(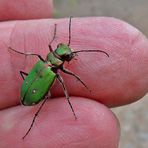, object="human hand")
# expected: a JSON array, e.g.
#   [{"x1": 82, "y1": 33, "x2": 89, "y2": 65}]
[{"x1": 0, "y1": 1, "x2": 147, "y2": 148}]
